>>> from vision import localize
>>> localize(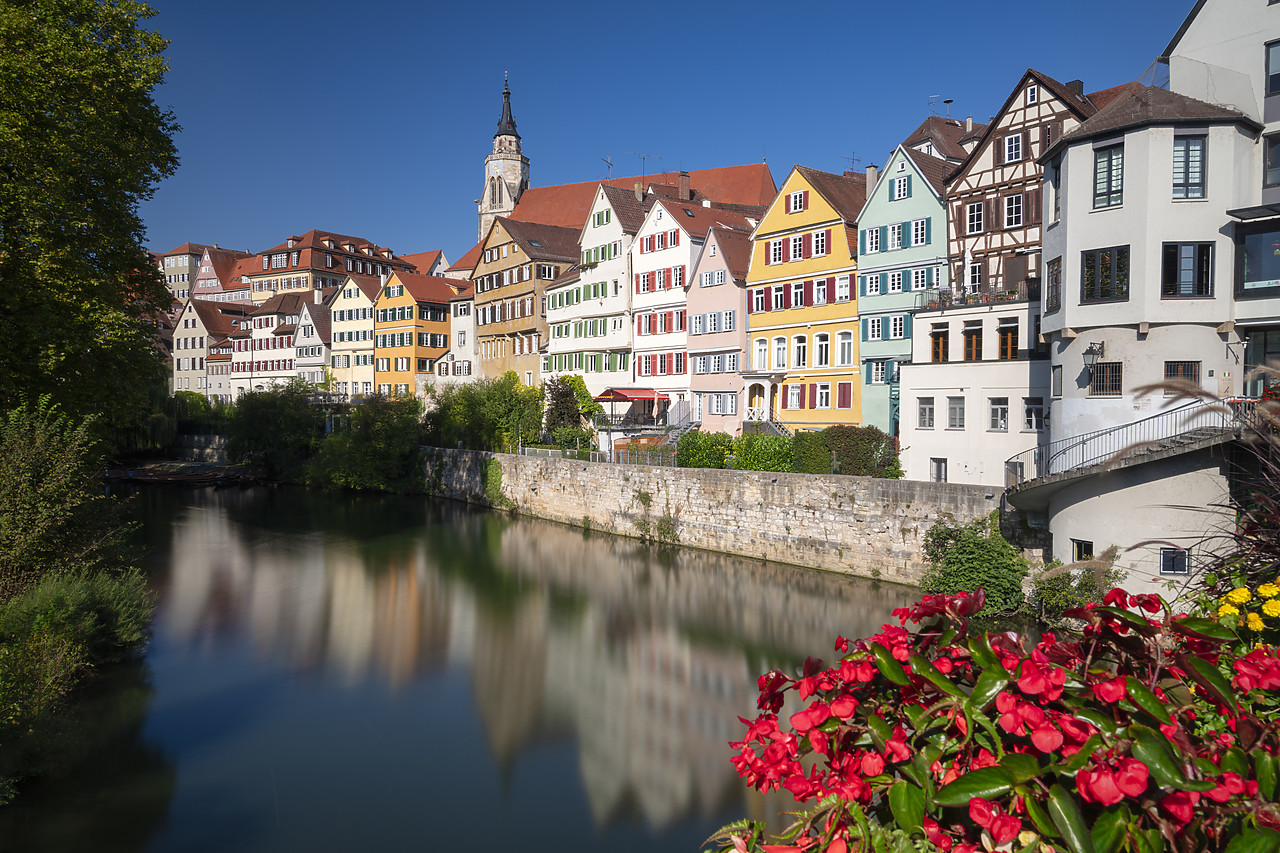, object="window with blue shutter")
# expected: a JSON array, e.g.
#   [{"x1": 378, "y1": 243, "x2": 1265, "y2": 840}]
[
  {"x1": 925, "y1": 218, "x2": 932, "y2": 245},
  {"x1": 861, "y1": 318, "x2": 870, "y2": 341},
  {"x1": 864, "y1": 362, "x2": 872, "y2": 384},
  {"x1": 904, "y1": 314, "x2": 913, "y2": 338}
]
